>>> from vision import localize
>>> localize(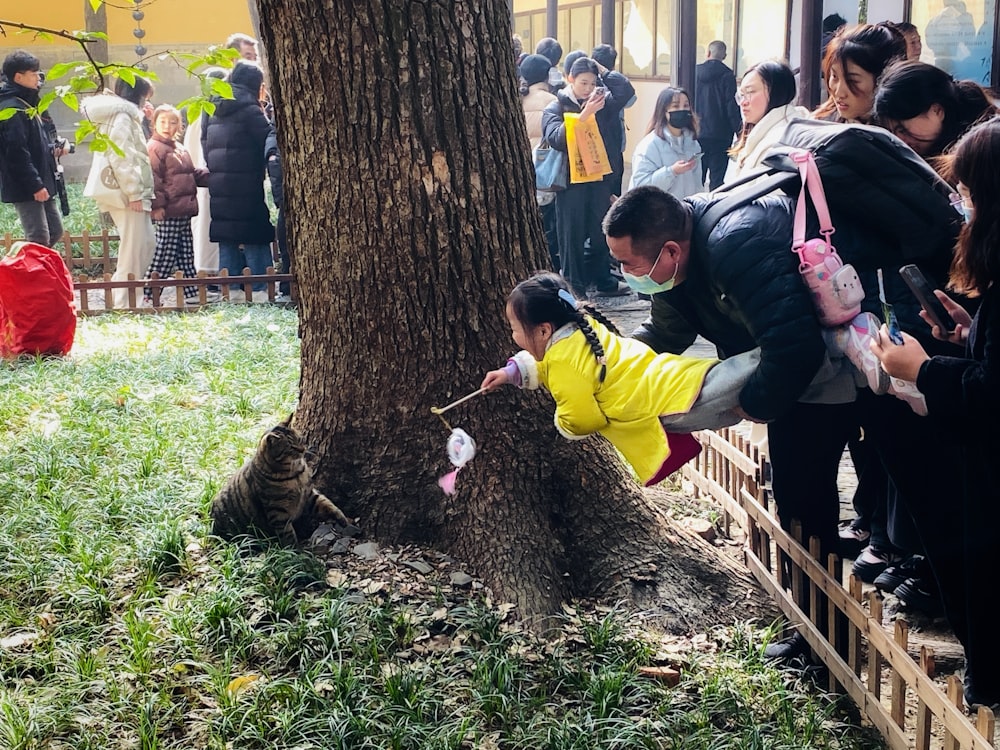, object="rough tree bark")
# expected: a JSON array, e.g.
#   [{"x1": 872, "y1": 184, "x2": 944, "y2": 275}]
[{"x1": 254, "y1": 0, "x2": 771, "y2": 628}]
